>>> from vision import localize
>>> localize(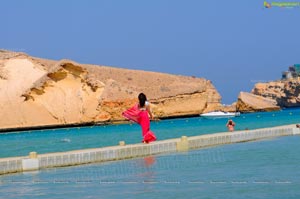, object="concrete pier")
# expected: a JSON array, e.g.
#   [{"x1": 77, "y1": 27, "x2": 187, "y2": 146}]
[{"x1": 0, "y1": 124, "x2": 299, "y2": 175}]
